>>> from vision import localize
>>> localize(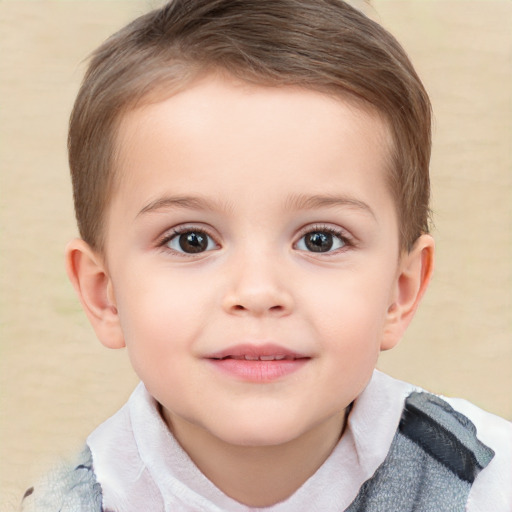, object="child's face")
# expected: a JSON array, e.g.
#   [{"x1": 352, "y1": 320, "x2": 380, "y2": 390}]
[{"x1": 102, "y1": 75, "x2": 406, "y2": 446}]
